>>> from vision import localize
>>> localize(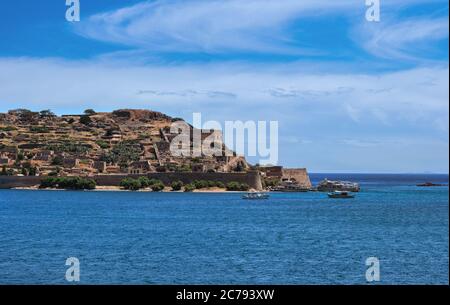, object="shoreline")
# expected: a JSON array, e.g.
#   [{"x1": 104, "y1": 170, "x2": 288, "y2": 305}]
[{"x1": 11, "y1": 185, "x2": 243, "y2": 193}]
